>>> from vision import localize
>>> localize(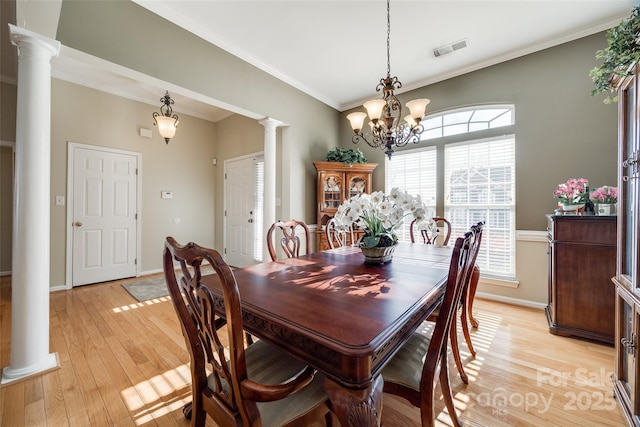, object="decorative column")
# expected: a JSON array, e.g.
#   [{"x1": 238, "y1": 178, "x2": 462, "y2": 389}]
[
  {"x1": 2, "y1": 25, "x2": 61, "y2": 385},
  {"x1": 259, "y1": 117, "x2": 282, "y2": 261}
]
